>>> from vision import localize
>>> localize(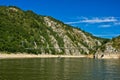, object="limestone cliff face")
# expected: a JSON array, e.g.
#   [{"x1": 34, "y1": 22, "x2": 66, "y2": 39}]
[
  {"x1": 43, "y1": 16, "x2": 104, "y2": 55},
  {"x1": 0, "y1": 6, "x2": 106, "y2": 55},
  {"x1": 95, "y1": 36, "x2": 120, "y2": 58}
]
